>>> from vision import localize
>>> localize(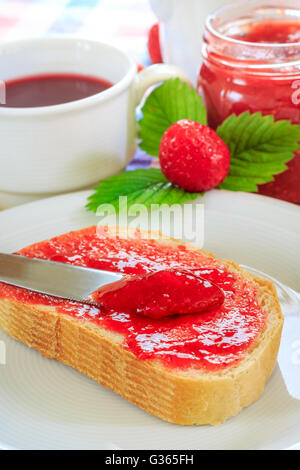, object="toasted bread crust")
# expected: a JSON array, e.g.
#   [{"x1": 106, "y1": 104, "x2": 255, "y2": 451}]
[{"x1": 0, "y1": 228, "x2": 284, "y2": 425}]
